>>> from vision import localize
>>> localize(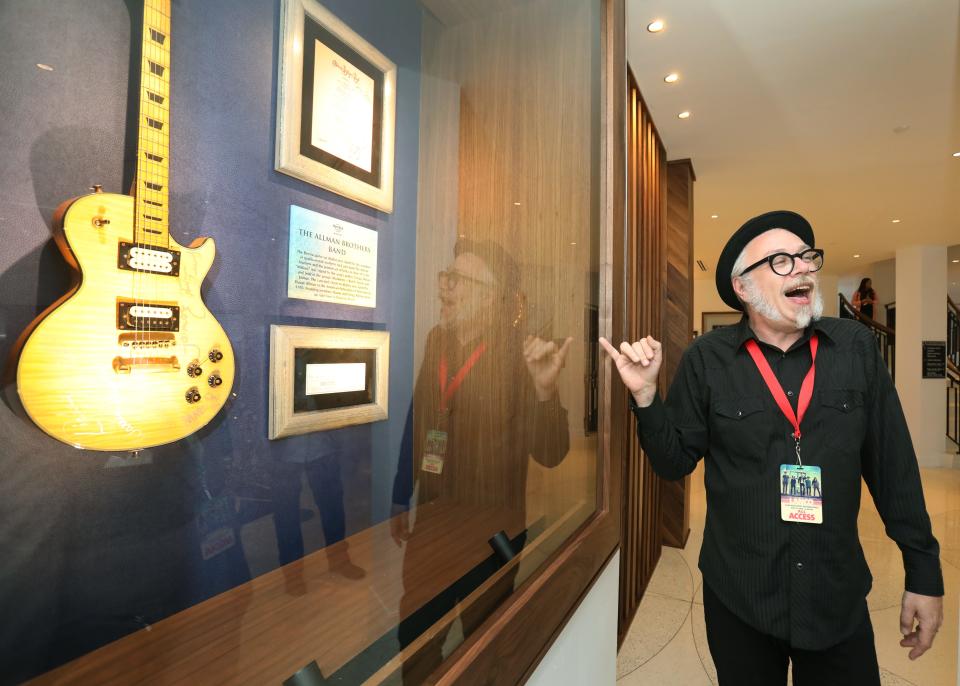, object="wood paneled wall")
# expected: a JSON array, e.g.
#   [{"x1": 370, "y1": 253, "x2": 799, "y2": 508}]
[
  {"x1": 618, "y1": 70, "x2": 667, "y2": 643},
  {"x1": 660, "y1": 159, "x2": 695, "y2": 549}
]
